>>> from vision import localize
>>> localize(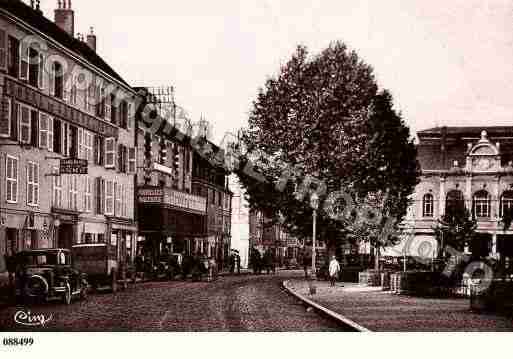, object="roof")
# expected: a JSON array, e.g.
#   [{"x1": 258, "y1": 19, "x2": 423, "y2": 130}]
[
  {"x1": 1, "y1": 0, "x2": 129, "y2": 87},
  {"x1": 418, "y1": 126, "x2": 513, "y2": 137}
]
